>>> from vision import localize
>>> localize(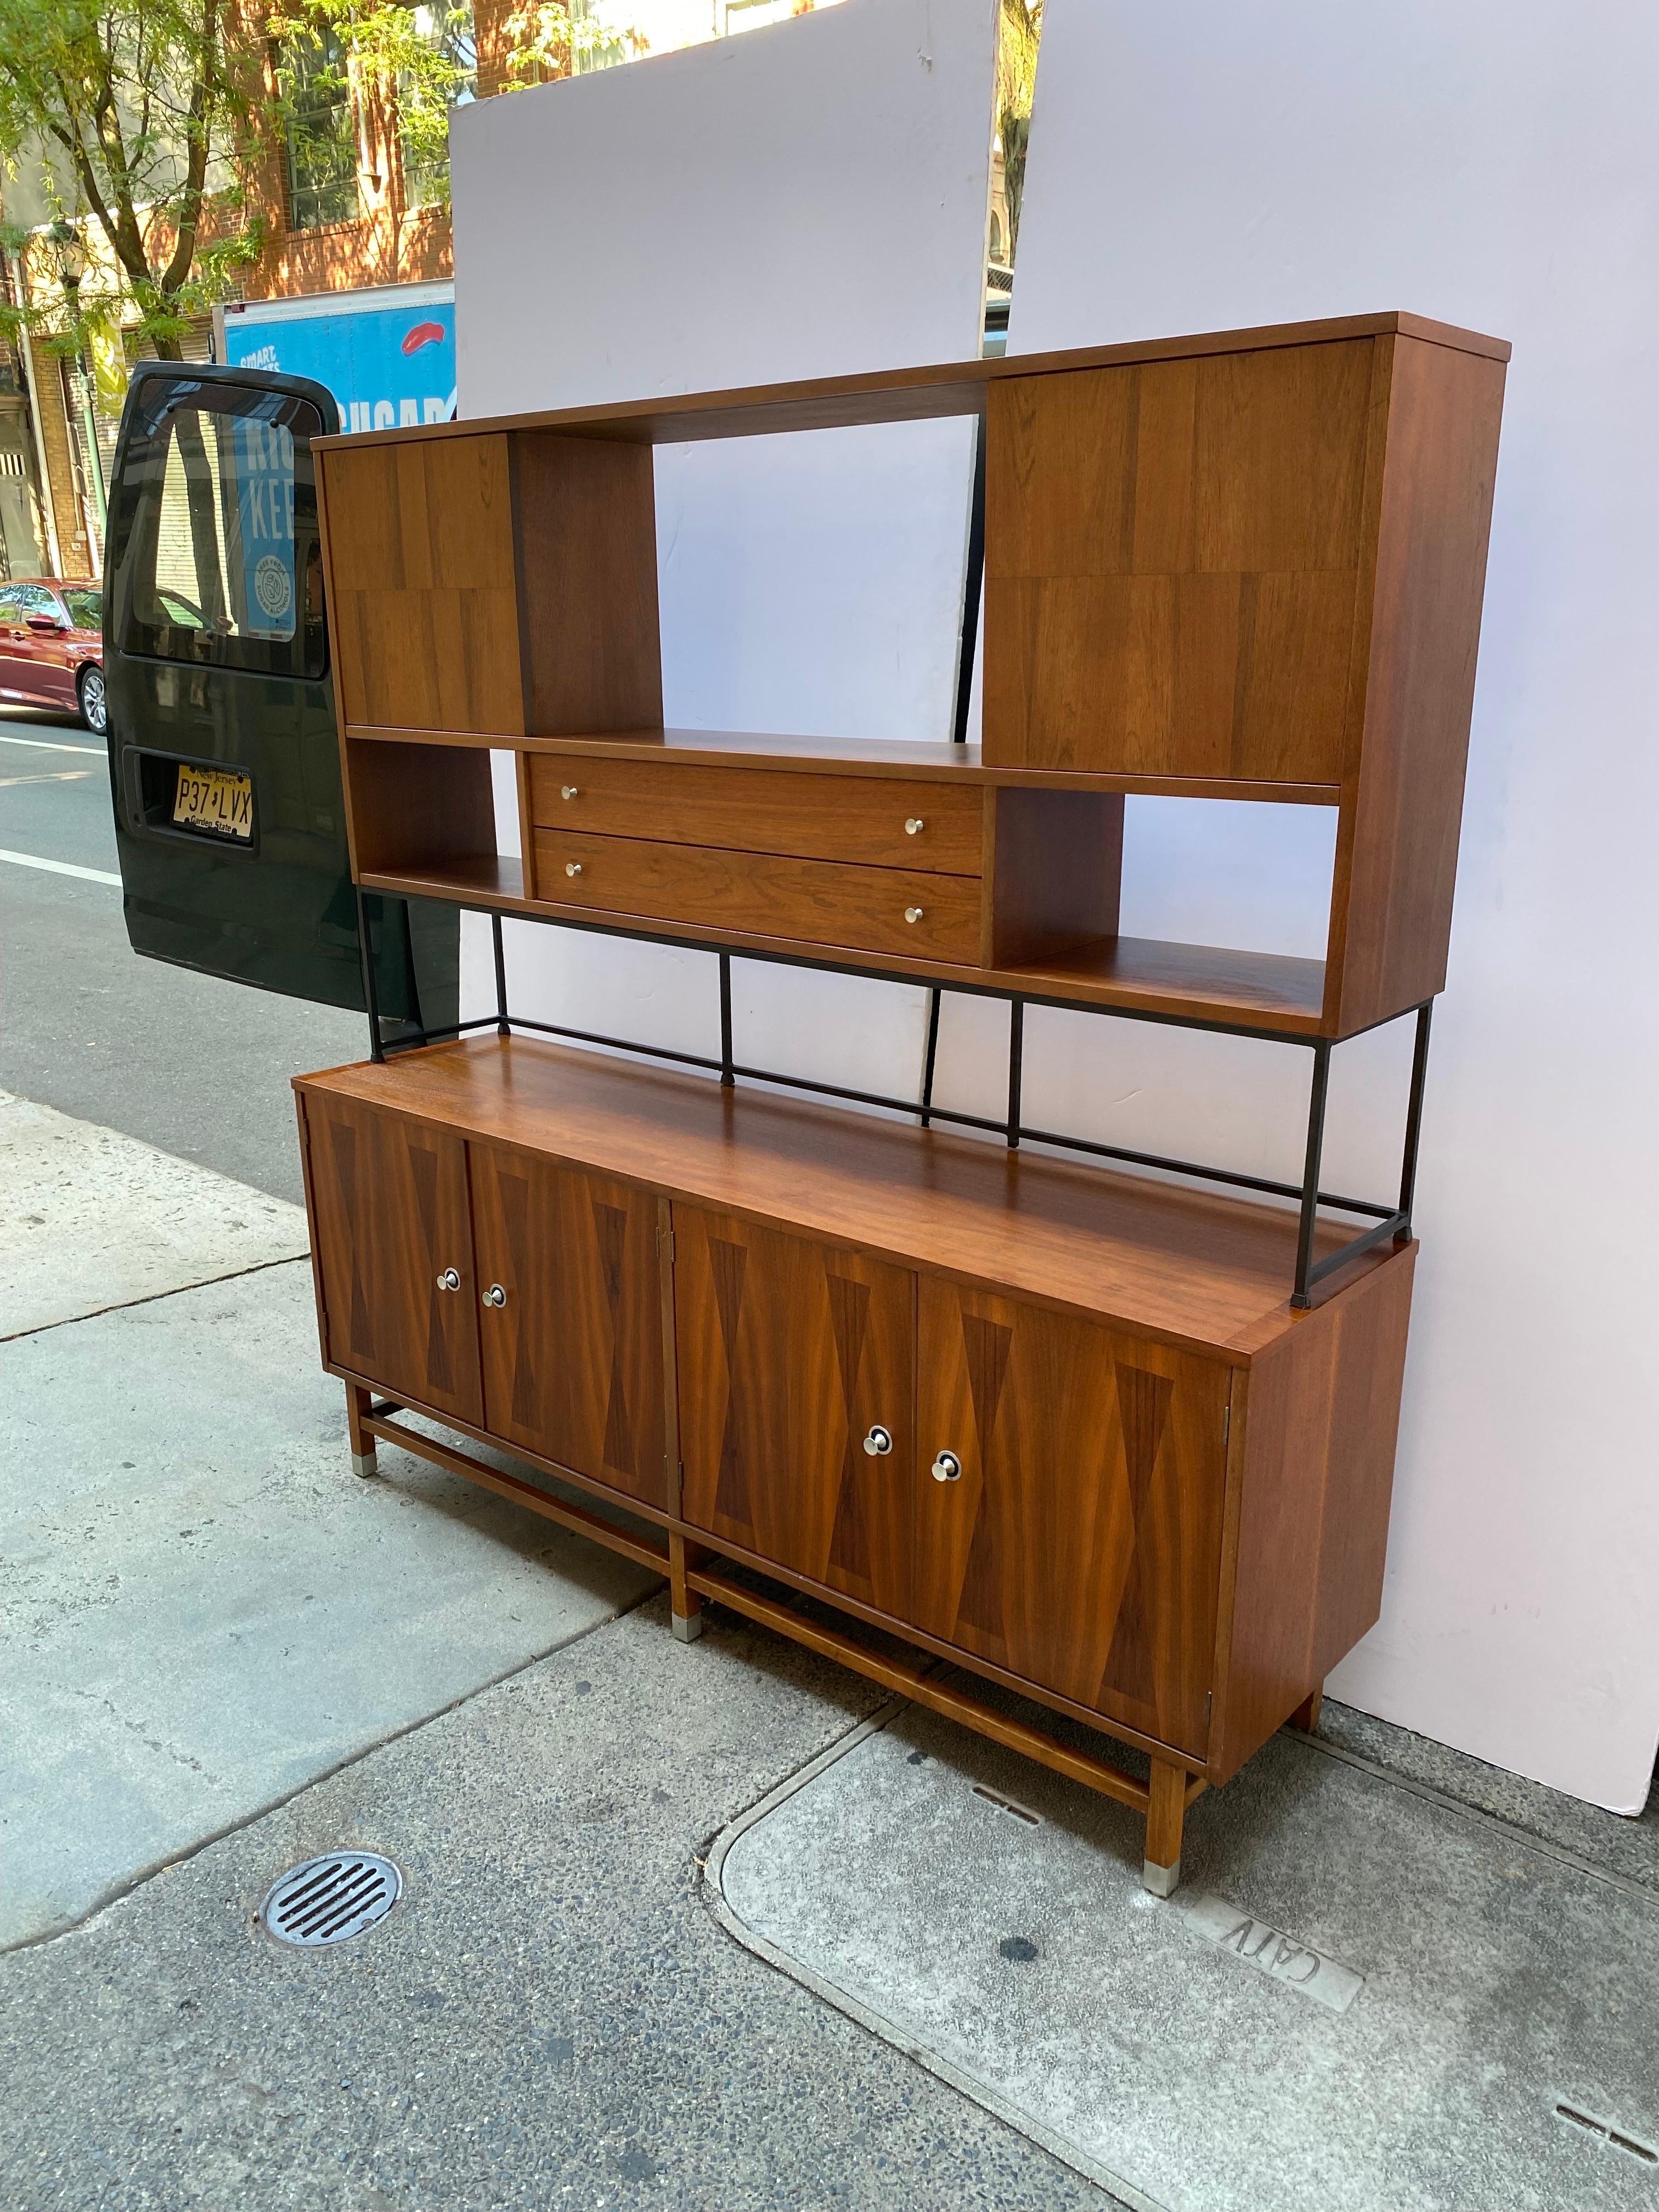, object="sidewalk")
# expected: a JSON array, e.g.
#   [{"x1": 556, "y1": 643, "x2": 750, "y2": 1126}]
[{"x1": 4, "y1": 1103, "x2": 1657, "y2": 2210}]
